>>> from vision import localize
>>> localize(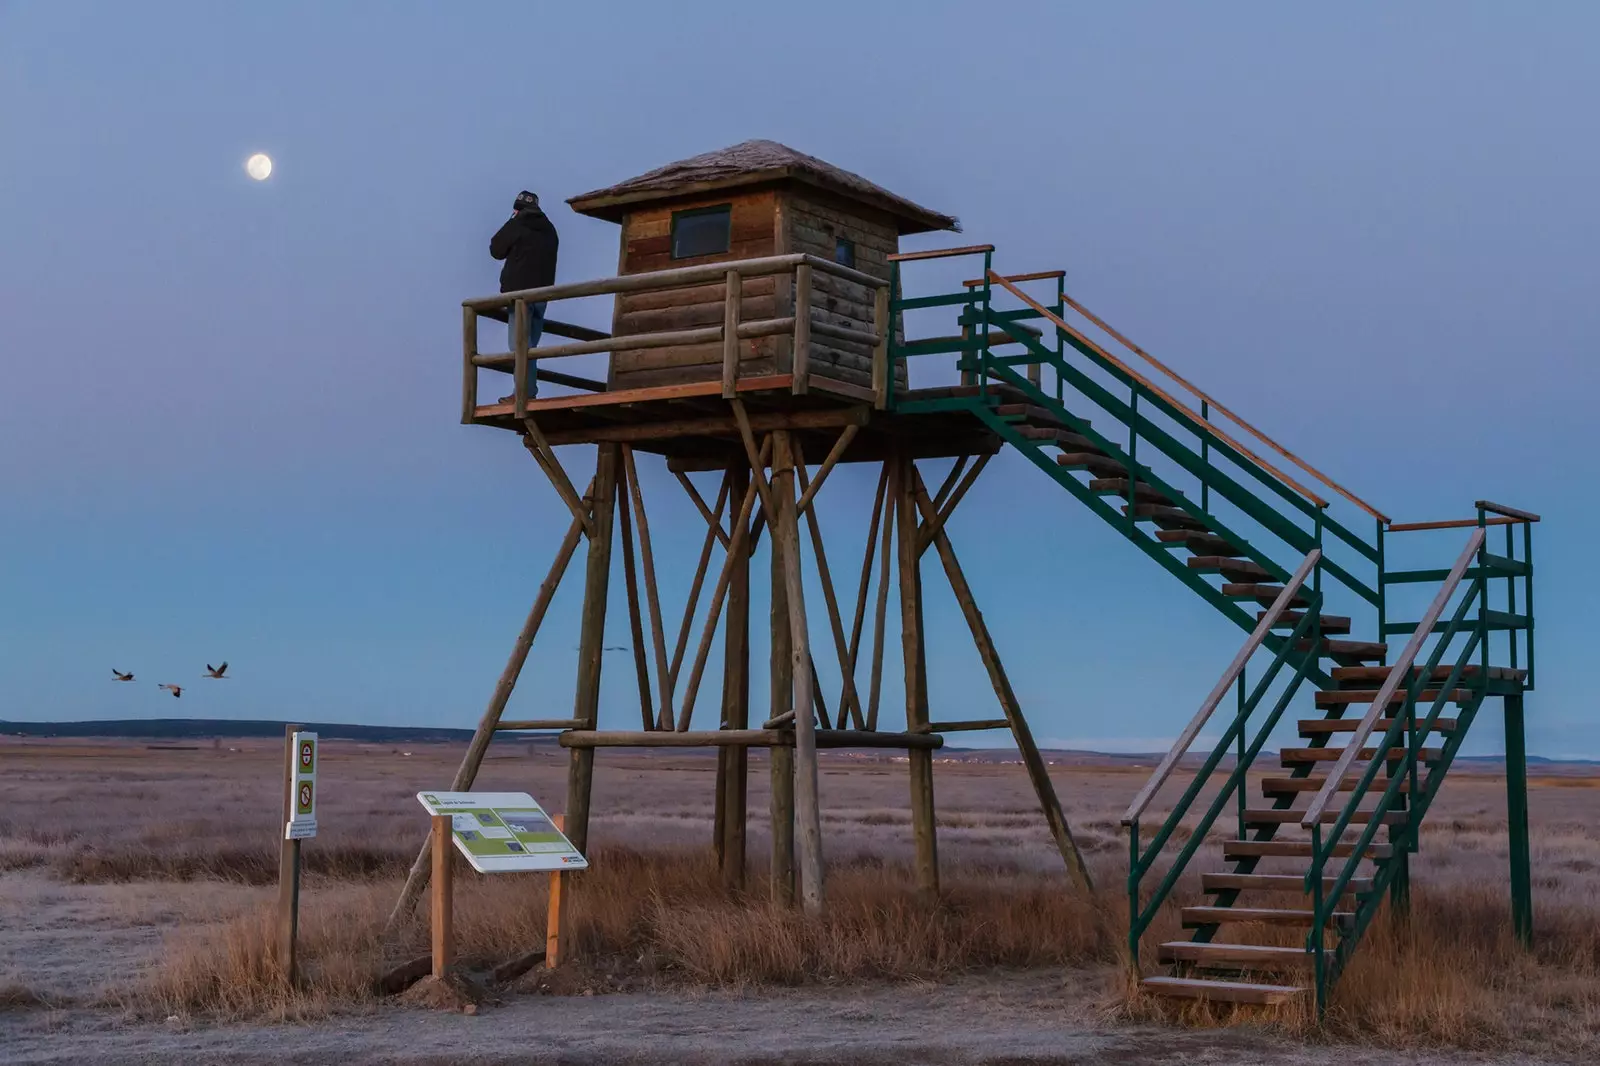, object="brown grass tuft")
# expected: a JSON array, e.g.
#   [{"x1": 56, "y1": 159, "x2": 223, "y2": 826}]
[{"x1": 120, "y1": 848, "x2": 1121, "y2": 1020}]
